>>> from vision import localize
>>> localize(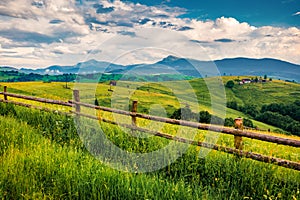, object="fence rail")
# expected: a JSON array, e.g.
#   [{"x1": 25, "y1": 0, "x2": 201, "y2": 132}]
[
  {"x1": 0, "y1": 91, "x2": 73, "y2": 107},
  {"x1": 1, "y1": 87, "x2": 300, "y2": 171},
  {"x1": 71, "y1": 110, "x2": 300, "y2": 170},
  {"x1": 68, "y1": 100, "x2": 300, "y2": 148}
]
